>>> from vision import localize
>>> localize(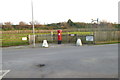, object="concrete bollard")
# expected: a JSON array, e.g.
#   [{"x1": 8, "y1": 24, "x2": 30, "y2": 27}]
[
  {"x1": 76, "y1": 38, "x2": 82, "y2": 46},
  {"x1": 42, "y1": 40, "x2": 48, "y2": 48}
]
